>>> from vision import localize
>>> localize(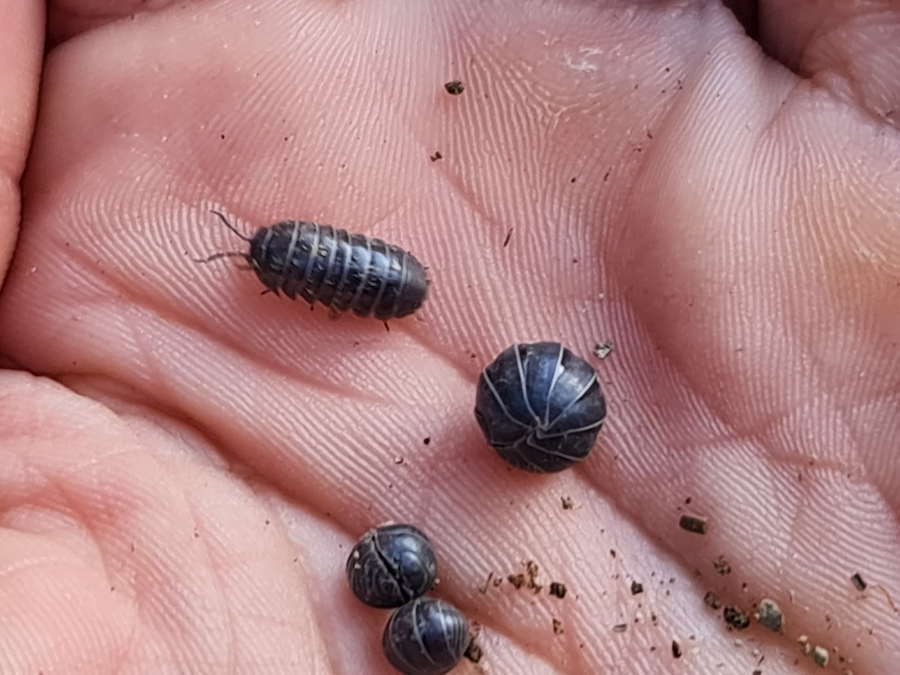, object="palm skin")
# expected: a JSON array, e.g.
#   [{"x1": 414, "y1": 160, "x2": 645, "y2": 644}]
[{"x1": 0, "y1": 1, "x2": 897, "y2": 673}]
